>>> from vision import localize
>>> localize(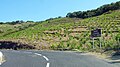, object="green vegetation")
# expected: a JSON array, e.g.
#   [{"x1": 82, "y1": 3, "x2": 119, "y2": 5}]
[
  {"x1": 66, "y1": 1, "x2": 120, "y2": 18},
  {"x1": 0, "y1": 10, "x2": 120, "y2": 51},
  {"x1": 0, "y1": 21, "x2": 36, "y2": 37}
]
